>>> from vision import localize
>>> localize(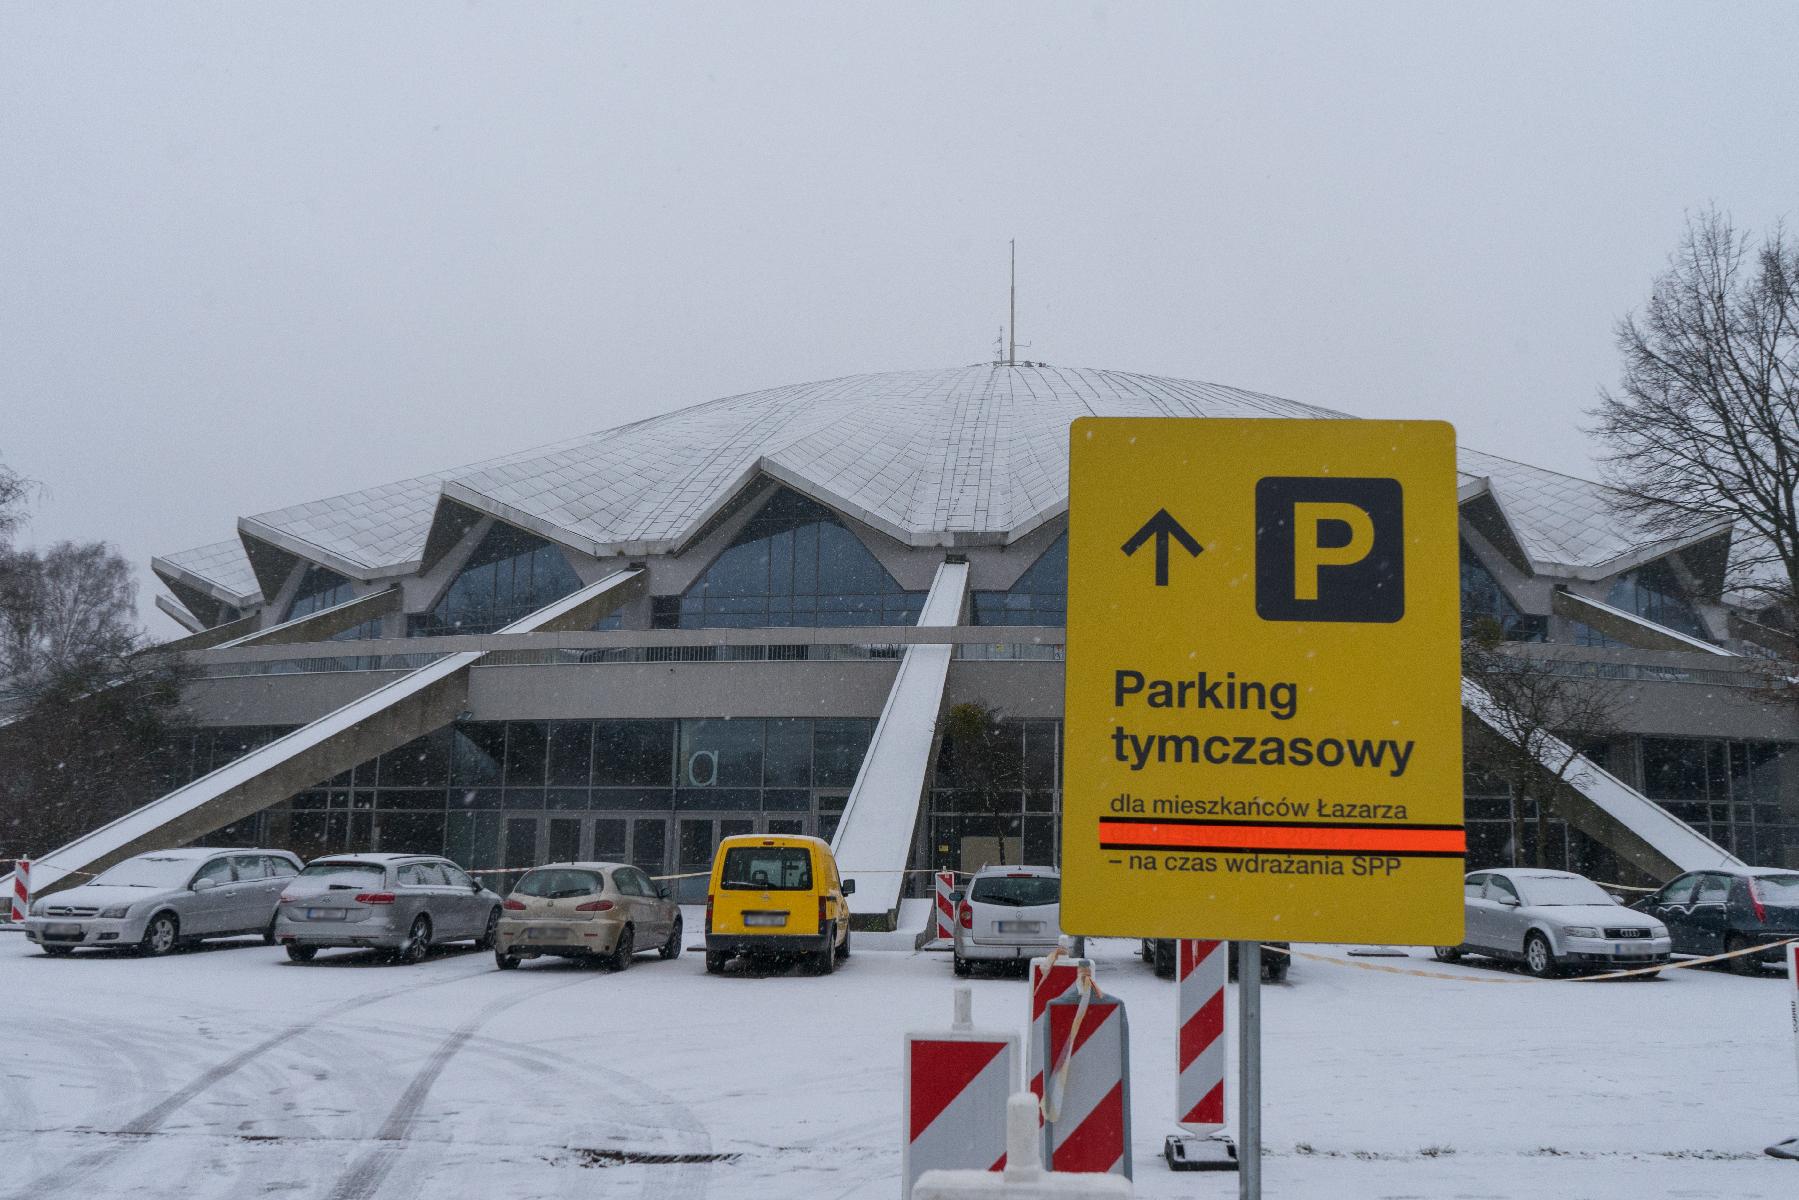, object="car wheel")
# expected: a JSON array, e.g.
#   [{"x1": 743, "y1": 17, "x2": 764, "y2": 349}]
[
  {"x1": 1432, "y1": 946, "x2": 1462, "y2": 963},
  {"x1": 814, "y1": 935, "x2": 836, "y2": 976},
  {"x1": 42, "y1": 944, "x2": 74, "y2": 957},
  {"x1": 1152, "y1": 940, "x2": 1175, "y2": 979},
  {"x1": 1524, "y1": 932, "x2": 1560, "y2": 979},
  {"x1": 476, "y1": 908, "x2": 500, "y2": 951},
  {"x1": 140, "y1": 912, "x2": 180, "y2": 957},
  {"x1": 285, "y1": 944, "x2": 317, "y2": 963},
  {"x1": 1262, "y1": 955, "x2": 1289, "y2": 983},
  {"x1": 262, "y1": 914, "x2": 280, "y2": 945},
  {"x1": 659, "y1": 915, "x2": 684, "y2": 961},
  {"x1": 1139, "y1": 941, "x2": 1154, "y2": 963},
  {"x1": 837, "y1": 924, "x2": 851, "y2": 960},
  {"x1": 397, "y1": 915, "x2": 431, "y2": 965},
  {"x1": 705, "y1": 949, "x2": 728, "y2": 974},
  {"x1": 1726, "y1": 933, "x2": 1762, "y2": 975},
  {"x1": 610, "y1": 924, "x2": 635, "y2": 972},
  {"x1": 495, "y1": 949, "x2": 520, "y2": 970},
  {"x1": 952, "y1": 953, "x2": 971, "y2": 977}
]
